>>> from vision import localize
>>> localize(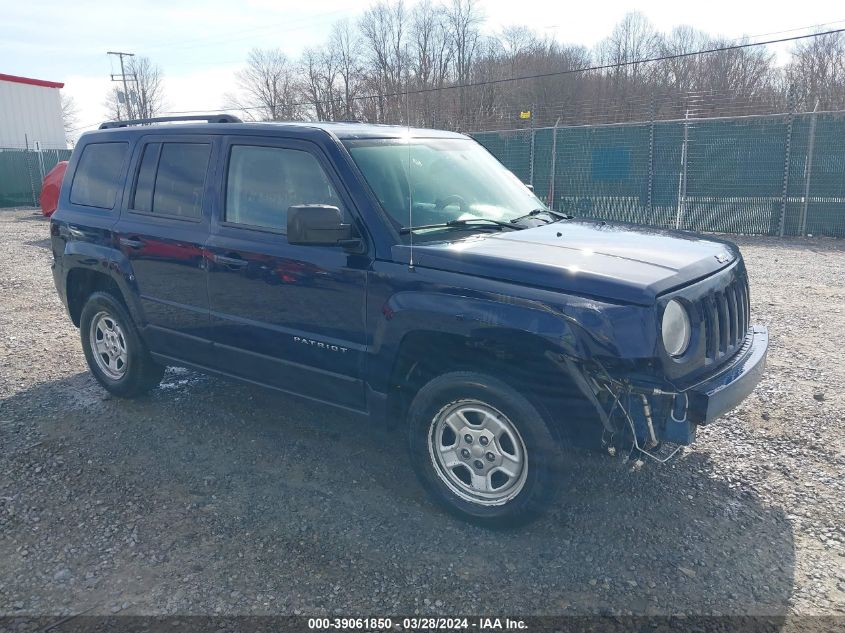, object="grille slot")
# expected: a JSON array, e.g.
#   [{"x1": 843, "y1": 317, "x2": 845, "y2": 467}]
[
  {"x1": 704, "y1": 296, "x2": 718, "y2": 360},
  {"x1": 726, "y1": 285, "x2": 738, "y2": 345},
  {"x1": 701, "y1": 274, "x2": 749, "y2": 362}
]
